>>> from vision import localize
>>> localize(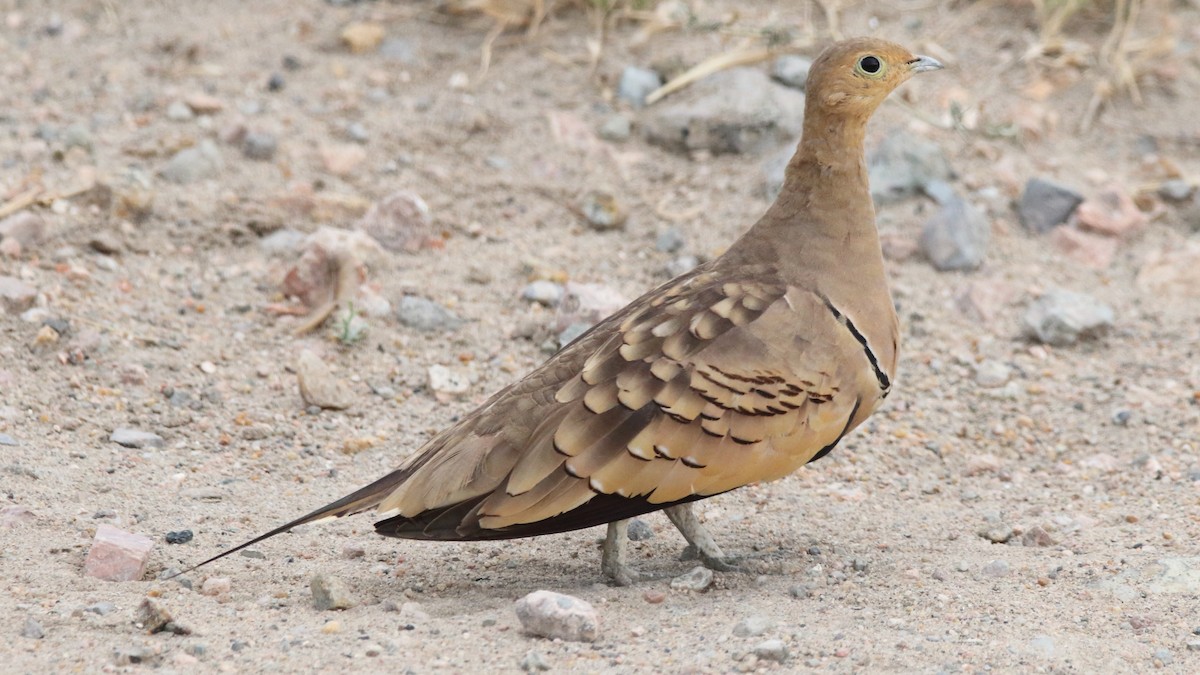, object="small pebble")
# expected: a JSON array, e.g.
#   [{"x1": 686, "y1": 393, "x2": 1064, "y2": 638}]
[
  {"x1": 771, "y1": 55, "x2": 812, "y2": 89},
  {"x1": 656, "y1": 227, "x2": 686, "y2": 253},
  {"x1": 311, "y1": 573, "x2": 356, "y2": 610},
  {"x1": 520, "y1": 650, "x2": 551, "y2": 672},
  {"x1": 110, "y1": 428, "x2": 165, "y2": 449},
  {"x1": 617, "y1": 65, "x2": 662, "y2": 107},
  {"x1": 341, "y1": 542, "x2": 366, "y2": 559},
  {"x1": 598, "y1": 114, "x2": 632, "y2": 142},
  {"x1": 522, "y1": 281, "x2": 564, "y2": 307},
  {"x1": 200, "y1": 577, "x2": 231, "y2": 597},
  {"x1": 580, "y1": 191, "x2": 627, "y2": 231},
  {"x1": 670, "y1": 566, "x2": 713, "y2": 592},
  {"x1": 754, "y1": 638, "x2": 788, "y2": 663},
  {"x1": 643, "y1": 590, "x2": 666, "y2": 604},
  {"x1": 515, "y1": 590, "x2": 599, "y2": 642},
  {"x1": 626, "y1": 518, "x2": 655, "y2": 541},
  {"x1": 267, "y1": 73, "x2": 286, "y2": 92},
  {"x1": 733, "y1": 615, "x2": 775, "y2": 638},
  {"x1": 165, "y1": 530, "x2": 193, "y2": 545},
  {"x1": 982, "y1": 559, "x2": 1011, "y2": 577},
  {"x1": 242, "y1": 132, "x2": 278, "y2": 161},
  {"x1": 395, "y1": 295, "x2": 462, "y2": 332},
  {"x1": 21, "y1": 618, "x2": 44, "y2": 639},
  {"x1": 321, "y1": 620, "x2": 342, "y2": 634}
]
